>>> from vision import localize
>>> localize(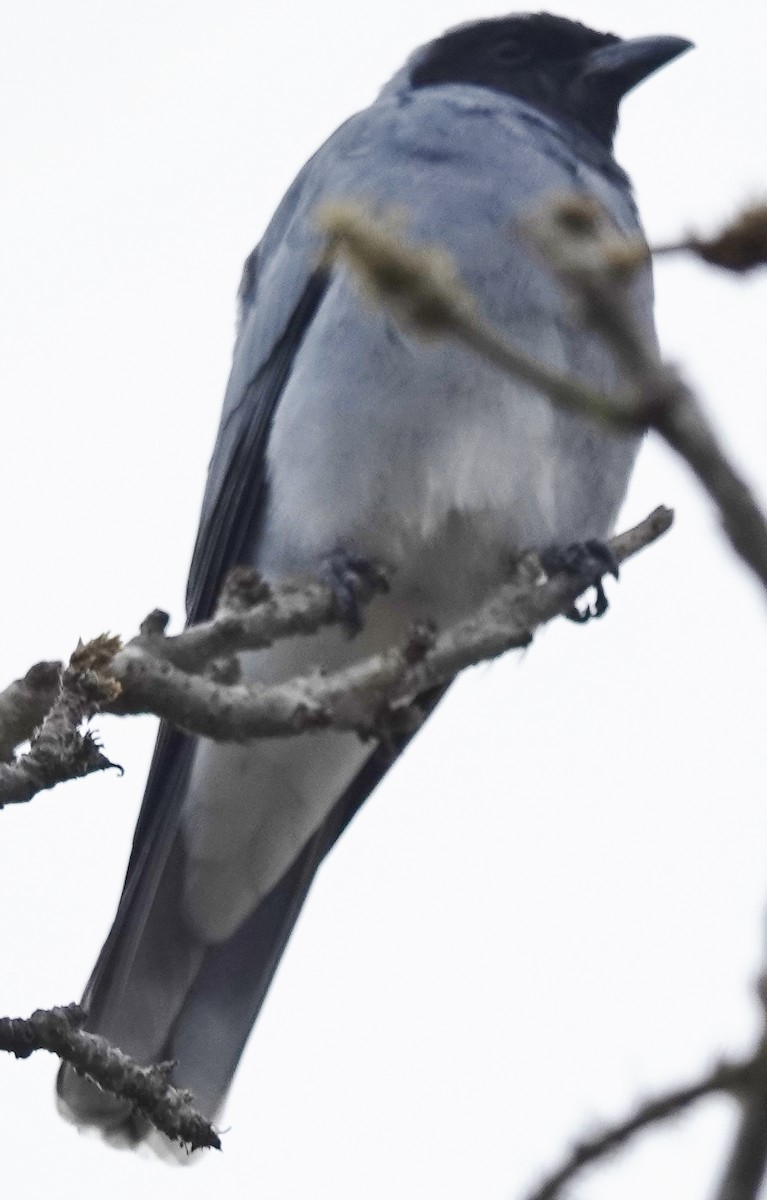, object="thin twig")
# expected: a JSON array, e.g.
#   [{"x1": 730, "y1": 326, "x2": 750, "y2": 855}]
[
  {"x1": 713, "y1": 977, "x2": 767, "y2": 1200},
  {"x1": 319, "y1": 201, "x2": 627, "y2": 427},
  {"x1": 525, "y1": 195, "x2": 767, "y2": 599},
  {"x1": 652, "y1": 203, "x2": 767, "y2": 273},
  {"x1": 134, "y1": 565, "x2": 387, "y2": 675},
  {"x1": 321, "y1": 200, "x2": 767, "y2": 599},
  {"x1": 525, "y1": 1058, "x2": 755, "y2": 1200},
  {"x1": 714, "y1": 1093, "x2": 767, "y2": 1200},
  {"x1": 0, "y1": 1004, "x2": 219, "y2": 1150}
]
